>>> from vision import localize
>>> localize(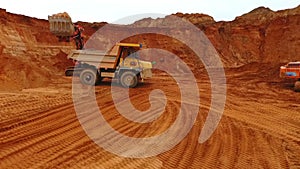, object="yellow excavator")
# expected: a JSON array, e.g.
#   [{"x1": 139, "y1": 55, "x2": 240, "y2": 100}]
[{"x1": 48, "y1": 12, "x2": 84, "y2": 49}]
